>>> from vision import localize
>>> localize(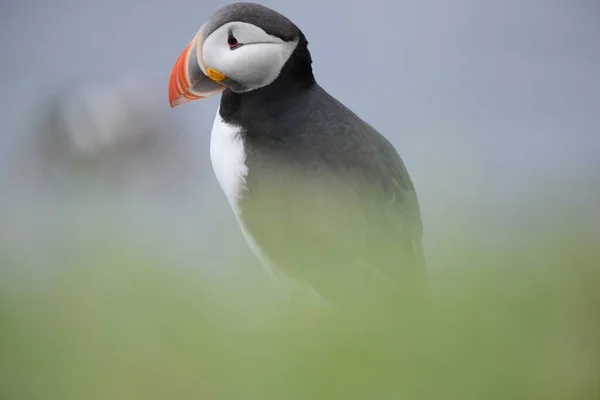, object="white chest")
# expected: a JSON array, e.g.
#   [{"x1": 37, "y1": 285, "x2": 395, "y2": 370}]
[
  {"x1": 209, "y1": 107, "x2": 248, "y2": 217},
  {"x1": 208, "y1": 106, "x2": 326, "y2": 304},
  {"x1": 209, "y1": 107, "x2": 277, "y2": 276}
]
